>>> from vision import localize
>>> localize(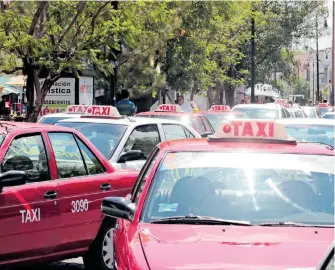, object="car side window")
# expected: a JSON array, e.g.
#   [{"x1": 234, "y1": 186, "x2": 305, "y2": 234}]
[
  {"x1": 48, "y1": 132, "x2": 86, "y2": 179},
  {"x1": 196, "y1": 117, "x2": 206, "y2": 133},
  {"x1": 75, "y1": 137, "x2": 106, "y2": 175},
  {"x1": 122, "y1": 125, "x2": 160, "y2": 159},
  {"x1": 1, "y1": 134, "x2": 50, "y2": 183},
  {"x1": 201, "y1": 116, "x2": 214, "y2": 133},
  {"x1": 183, "y1": 127, "x2": 195, "y2": 138},
  {"x1": 162, "y1": 124, "x2": 187, "y2": 140},
  {"x1": 132, "y1": 148, "x2": 160, "y2": 205},
  {"x1": 281, "y1": 109, "x2": 288, "y2": 118}
]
